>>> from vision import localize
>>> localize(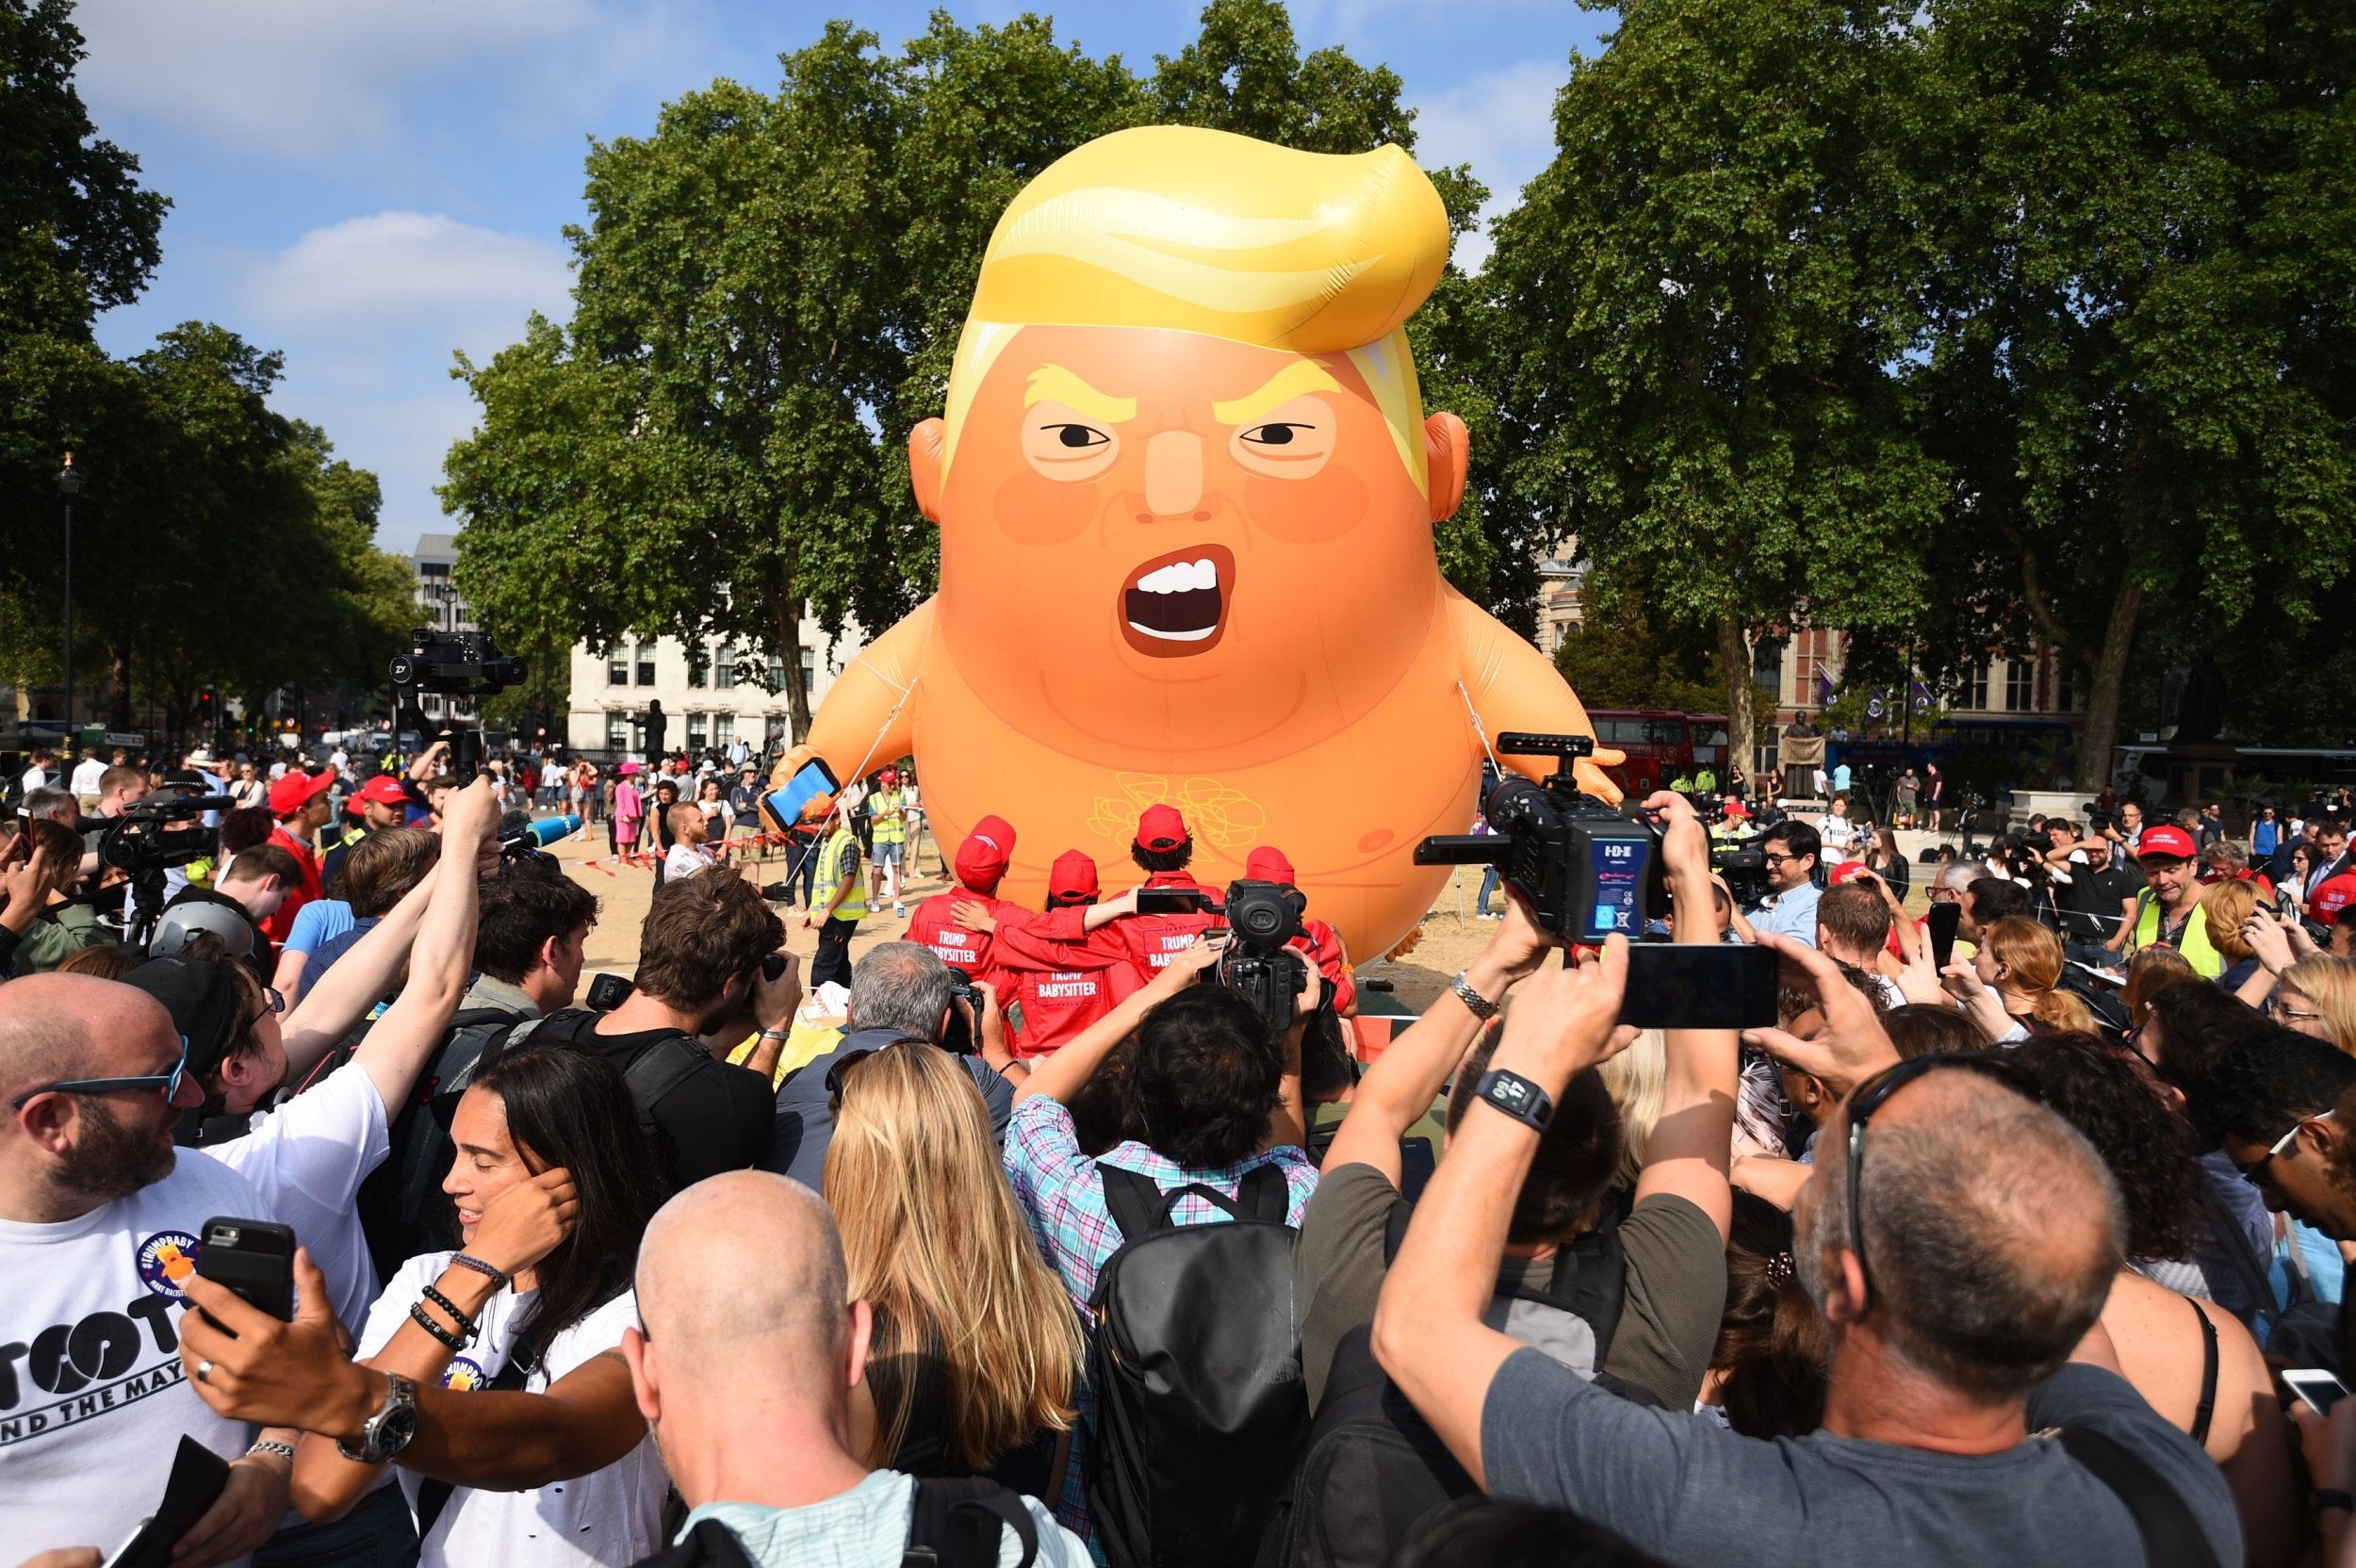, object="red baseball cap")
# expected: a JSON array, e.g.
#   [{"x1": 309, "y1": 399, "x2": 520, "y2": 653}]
[
  {"x1": 355, "y1": 776, "x2": 409, "y2": 808},
  {"x1": 1246, "y1": 846, "x2": 1297, "y2": 885},
  {"x1": 268, "y1": 769, "x2": 336, "y2": 817},
  {"x1": 2135, "y1": 825, "x2": 2199, "y2": 863},
  {"x1": 1048, "y1": 849, "x2": 1101, "y2": 904},
  {"x1": 956, "y1": 815, "x2": 1016, "y2": 890},
  {"x1": 1136, "y1": 804, "x2": 1188, "y2": 853},
  {"x1": 1827, "y1": 860, "x2": 1875, "y2": 887}
]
